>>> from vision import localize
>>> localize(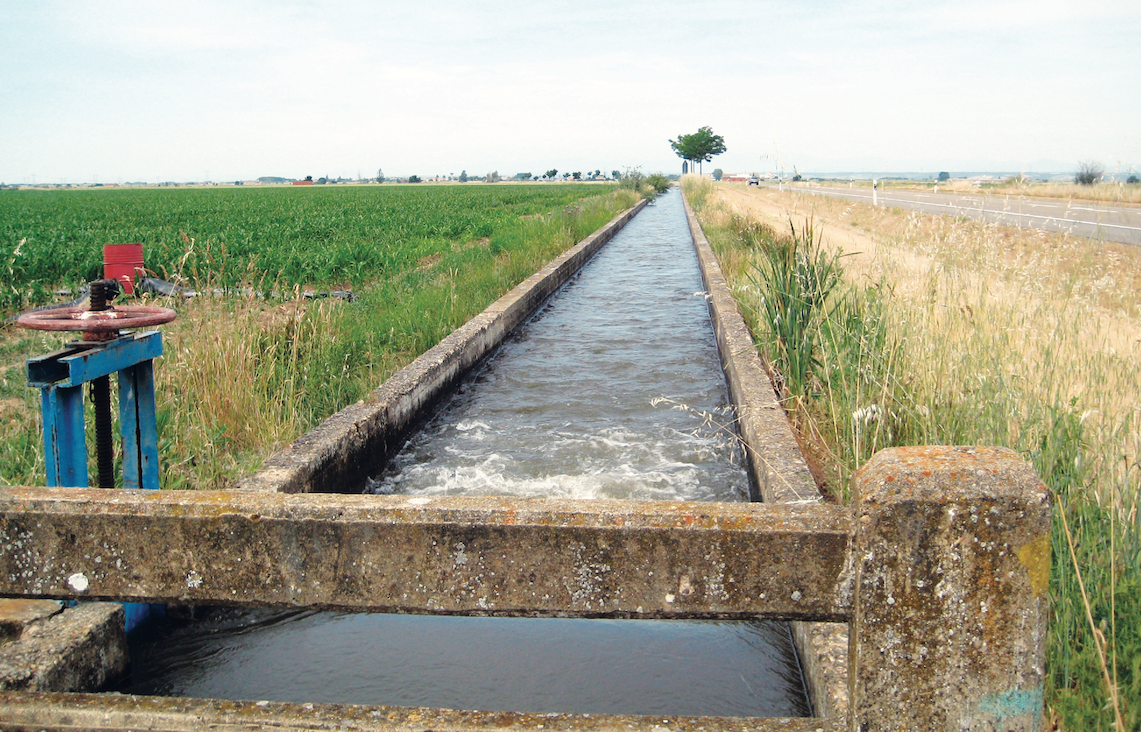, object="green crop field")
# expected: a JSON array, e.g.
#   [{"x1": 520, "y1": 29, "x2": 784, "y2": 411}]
[
  {"x1": 0, "y1": 183, "x2": 614, "y2": 313},
  {"x1": 0, "y1": 182, "x2": 641, "y2": 490}
]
